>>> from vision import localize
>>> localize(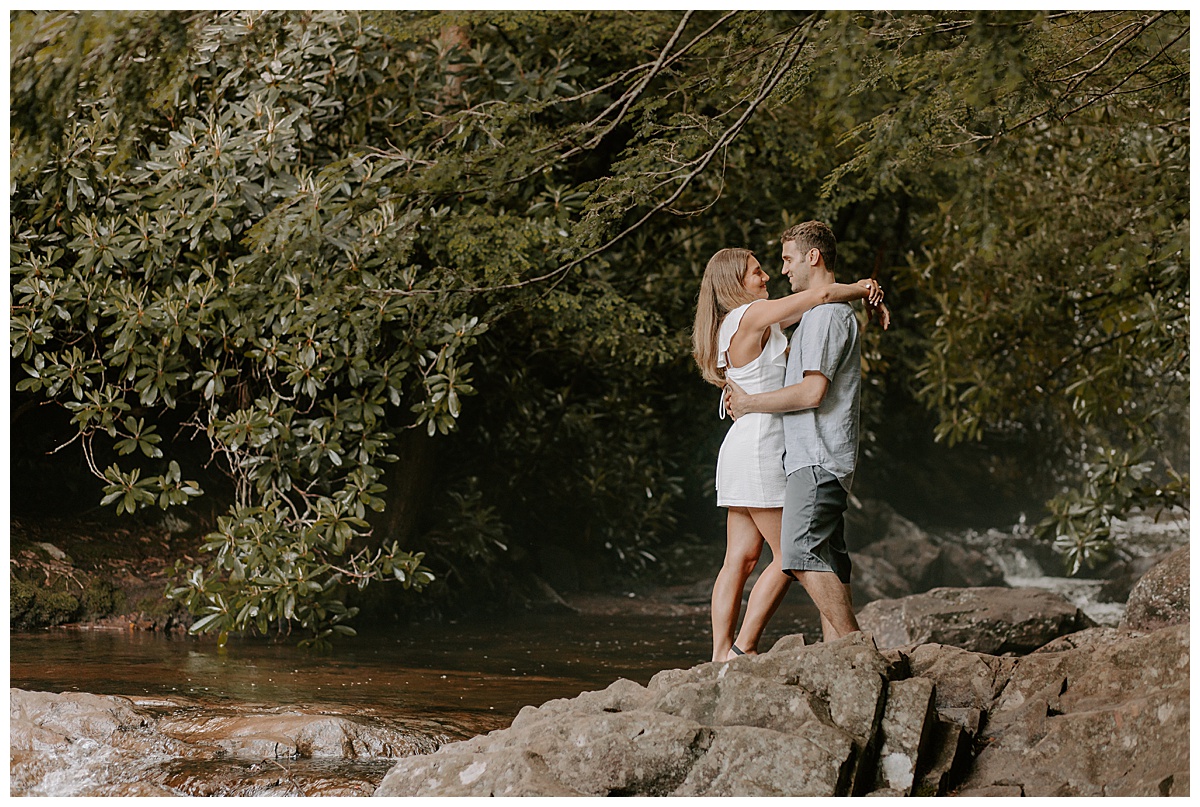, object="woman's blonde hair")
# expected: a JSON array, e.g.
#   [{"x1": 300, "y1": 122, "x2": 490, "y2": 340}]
[{"x1": 691, "y1": 247, "x2": 759, "y2": 387}]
